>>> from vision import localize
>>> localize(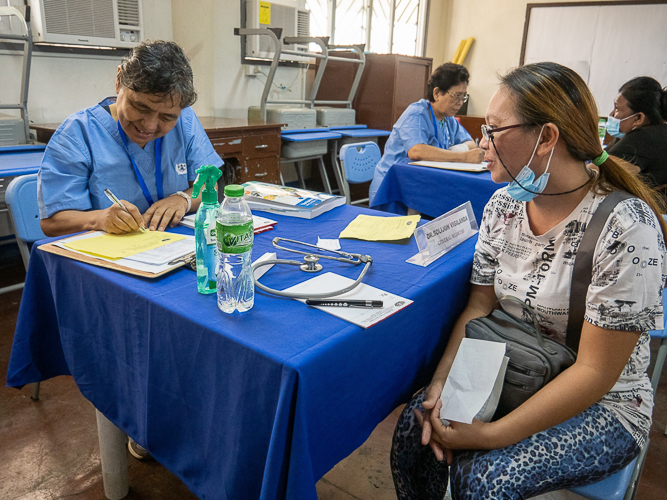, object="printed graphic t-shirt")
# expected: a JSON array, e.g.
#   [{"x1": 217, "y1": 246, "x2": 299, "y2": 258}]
[{"x1": 471, "y1": 187, "x2": 667, "y2": 446}]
